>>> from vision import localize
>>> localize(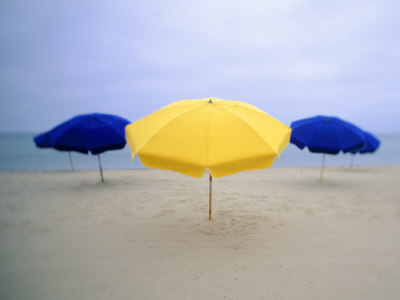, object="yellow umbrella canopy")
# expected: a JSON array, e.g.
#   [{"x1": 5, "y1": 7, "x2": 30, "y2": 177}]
[{"x1": 126, "y1": 98, "x2": 291, "y2": 219}]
